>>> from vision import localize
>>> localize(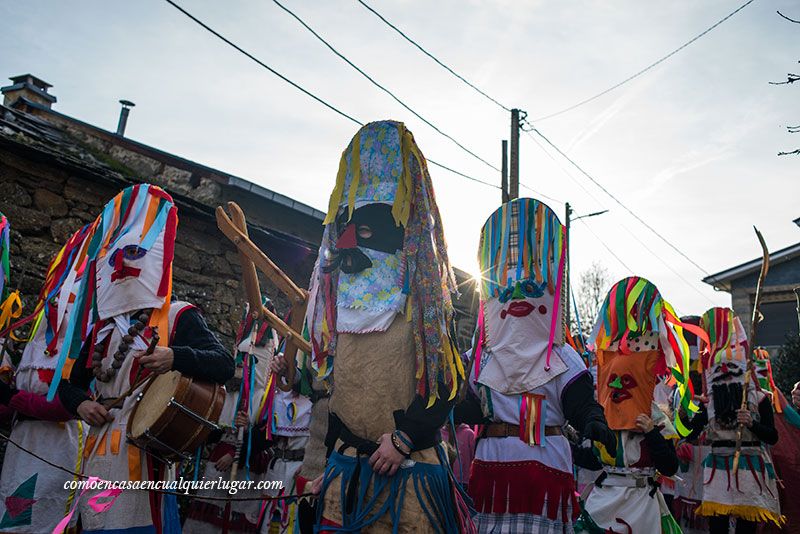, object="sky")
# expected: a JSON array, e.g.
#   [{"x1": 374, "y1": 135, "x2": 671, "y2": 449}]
[{"x1": 2, "y1": 0, "x2": 798, "y2": 319}]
